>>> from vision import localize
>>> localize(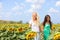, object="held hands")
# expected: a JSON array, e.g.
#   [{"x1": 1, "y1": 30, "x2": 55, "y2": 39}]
[{"x1": 40, "y1": 25, "x2": 44, "y2": 32}]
